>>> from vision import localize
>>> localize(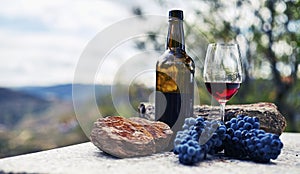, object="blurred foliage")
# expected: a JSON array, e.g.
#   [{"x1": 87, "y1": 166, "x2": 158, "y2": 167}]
[
  {"x1": 133, "y1": 0, "x2": 300, "y2": 132},
  {"x1": 98, "y1": 83, "x2": 153, "y2": 118},
  {"x1": 0, "y1": 103, "x2": 88, "y2": 158},
  {"x1": 98, "y1": 94, "x2": 118, "y2": 117}
]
